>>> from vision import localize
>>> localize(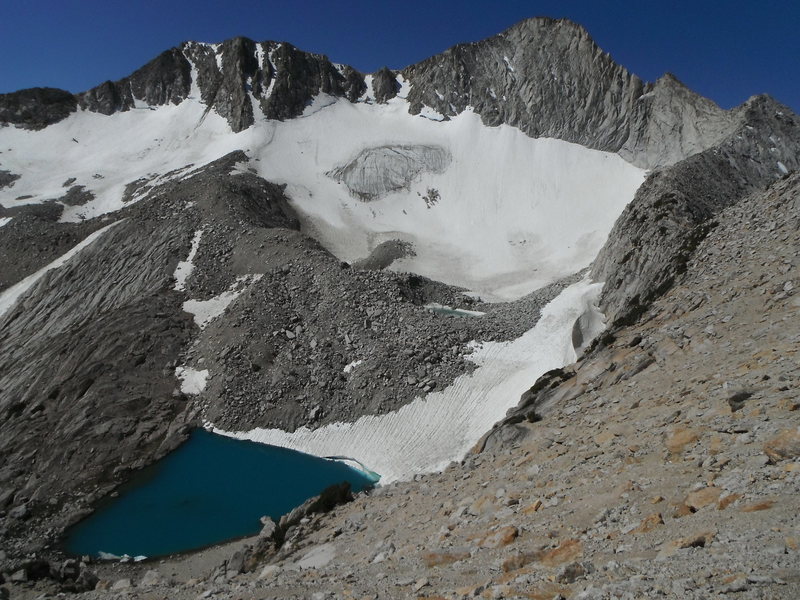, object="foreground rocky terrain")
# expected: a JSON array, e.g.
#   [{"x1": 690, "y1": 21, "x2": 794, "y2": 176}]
[{"x1": 1, "y1": 15, "x2": 798, "y2": 600}]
